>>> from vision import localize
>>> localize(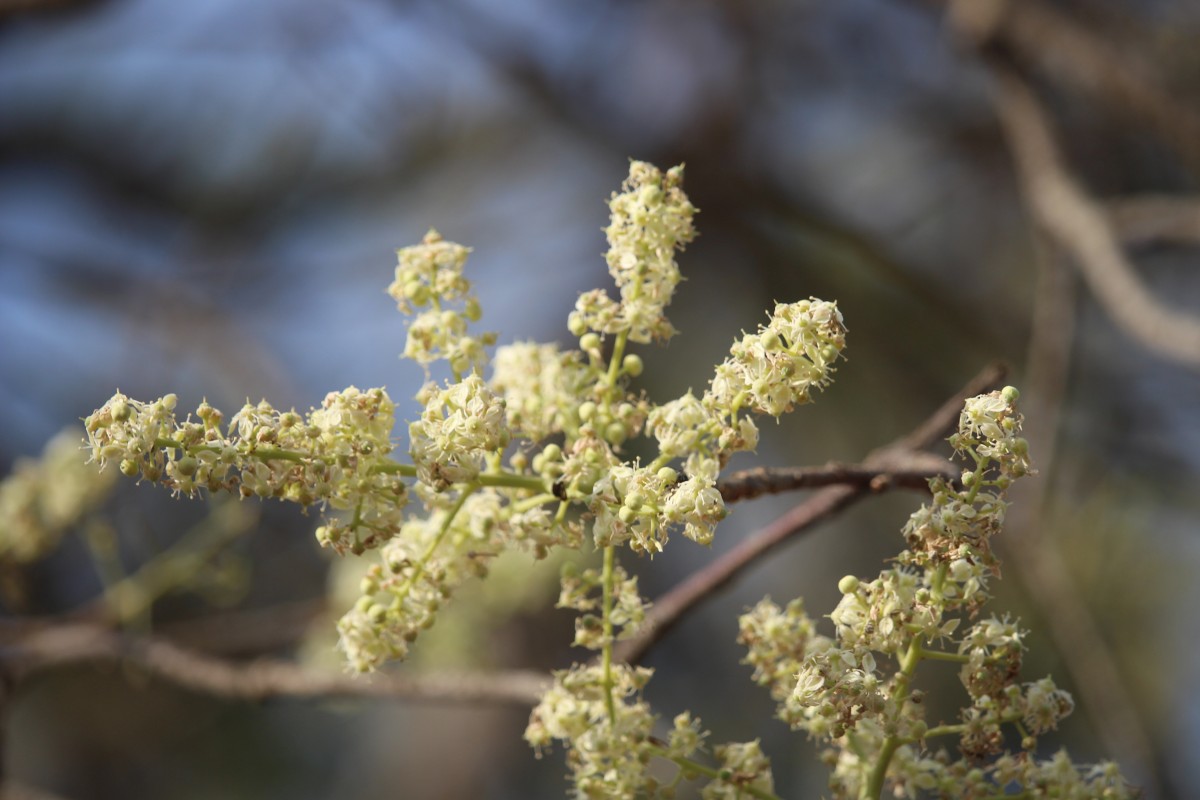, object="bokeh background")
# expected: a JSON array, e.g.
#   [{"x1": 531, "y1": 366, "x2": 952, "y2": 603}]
[{"x1": 2, "y1": 0, "x2": 1199, "y2": 798}]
